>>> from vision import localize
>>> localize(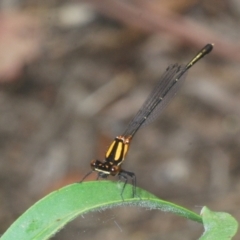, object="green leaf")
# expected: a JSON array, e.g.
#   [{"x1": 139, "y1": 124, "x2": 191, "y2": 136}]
[
  {"x1": 199, "y1": 206, "x2": 238, "y2": 240},
  {"x1": 0, "y1": 181, "x2": 202, "y2": 240}
]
